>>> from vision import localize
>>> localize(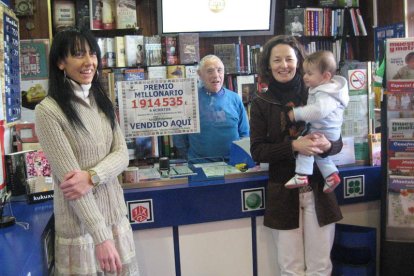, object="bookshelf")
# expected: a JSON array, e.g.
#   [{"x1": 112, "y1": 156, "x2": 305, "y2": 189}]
[
  {"x1": 16, "y1": 1, "x2": 374, "y2": 61},
  {"x1": 283, "y1": 2, "x2": 370, "y2": 64},
  {"x1": 12, "y1": 0, "x2": 376, "y2": 163}
]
